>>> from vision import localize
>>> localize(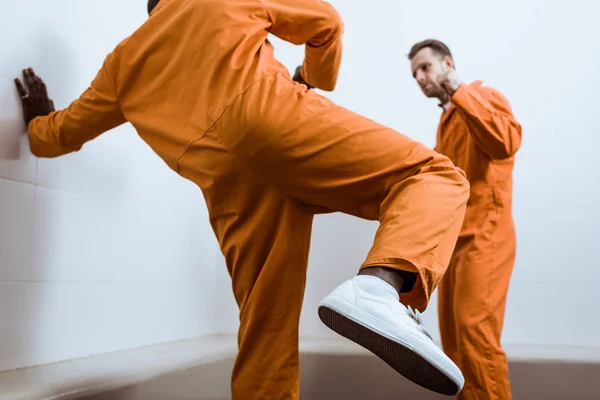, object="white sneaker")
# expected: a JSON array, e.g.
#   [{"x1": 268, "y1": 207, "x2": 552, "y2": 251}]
[{"x1": 318, "y1": 275, "x2": 464, "y2": 396}]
